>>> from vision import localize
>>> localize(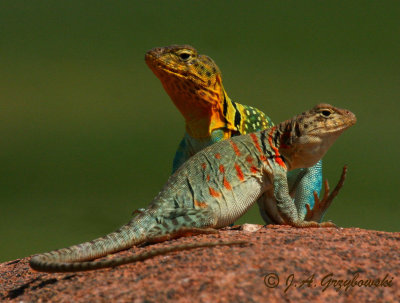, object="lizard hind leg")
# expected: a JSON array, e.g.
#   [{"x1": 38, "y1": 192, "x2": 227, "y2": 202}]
[
  {"x1": 146, "y1": 227, "x2": 219, "y2": 243},
  {"x1": 146, "y1": 207, "x2": 220, "y2": 243}
]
